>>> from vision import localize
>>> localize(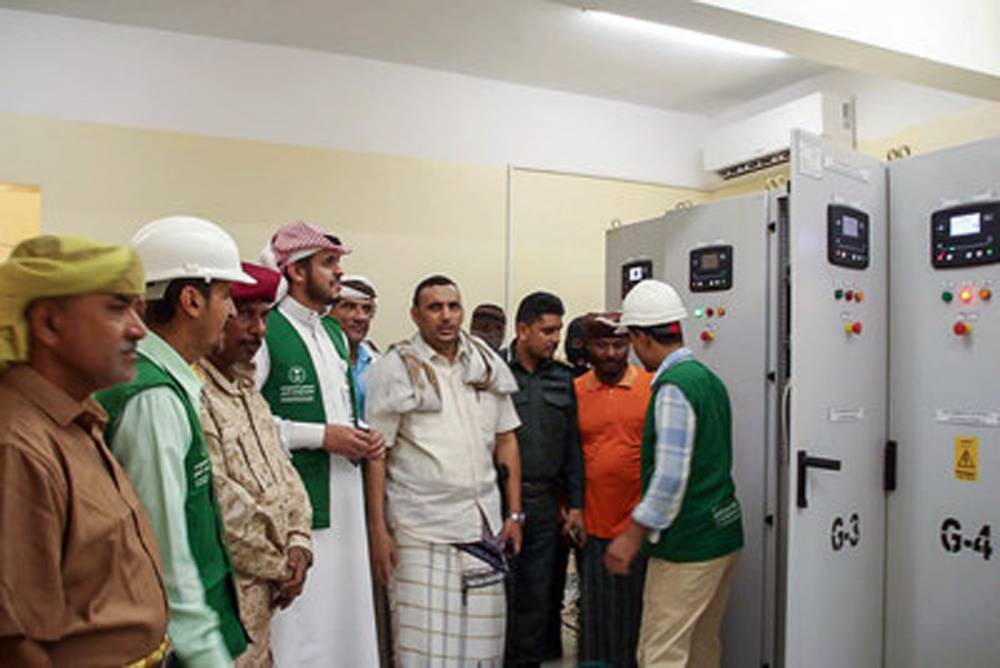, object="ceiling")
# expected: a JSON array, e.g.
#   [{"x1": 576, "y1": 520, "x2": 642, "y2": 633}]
[{"x1": 0, "y1": 0, "x2": 832, "y2": 115}]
